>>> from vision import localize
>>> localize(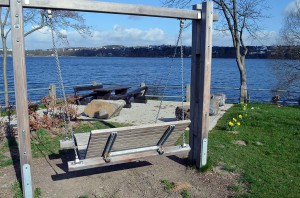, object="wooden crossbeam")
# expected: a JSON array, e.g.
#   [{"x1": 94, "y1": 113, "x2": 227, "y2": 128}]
[
  {"x1": 0, "y1": 0, "x2": 218, "y2": 20},
  {"x1": 68, "y1": 145, "x2": 191, "y2": 171}
]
